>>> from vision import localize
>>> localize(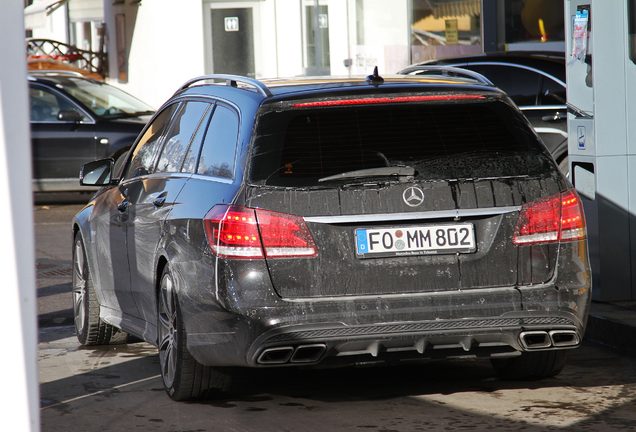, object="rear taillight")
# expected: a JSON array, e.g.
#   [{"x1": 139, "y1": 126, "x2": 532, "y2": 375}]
[
  {"x1": 513, "y1": 190, "x2": 586, "y2": 245},
  {"x1": 203, "y1": 205, "x2": 318, "y2": 259}
]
